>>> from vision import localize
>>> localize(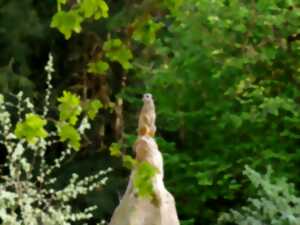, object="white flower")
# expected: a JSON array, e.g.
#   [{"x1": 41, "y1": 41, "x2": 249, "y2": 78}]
[
  {"x1": 44, "y1": 53, "x2": 54, "y2": 73},
  {"x1": 78, "y1": 117, "x2": 91, "y2": 134}
]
